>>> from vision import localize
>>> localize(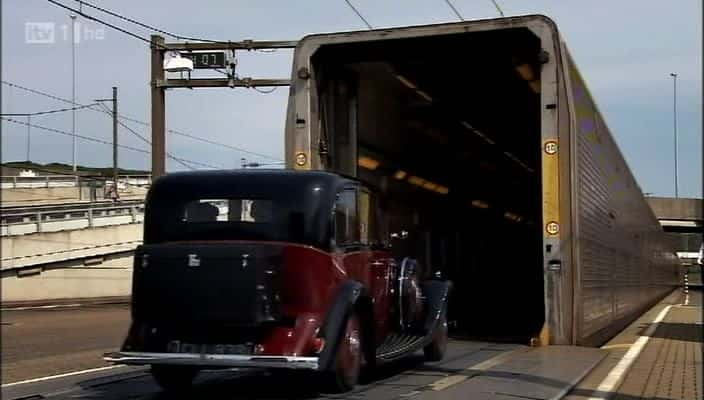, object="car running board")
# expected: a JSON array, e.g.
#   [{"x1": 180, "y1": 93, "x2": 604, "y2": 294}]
[{"x1": 376, "y1": 333, "x2": 427, "y2": 361}]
